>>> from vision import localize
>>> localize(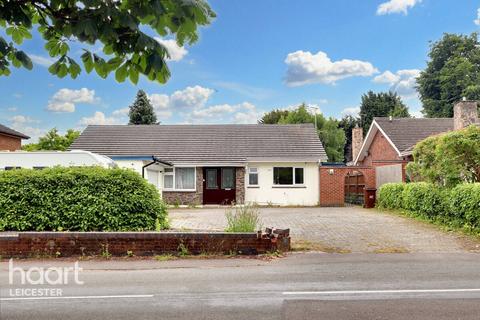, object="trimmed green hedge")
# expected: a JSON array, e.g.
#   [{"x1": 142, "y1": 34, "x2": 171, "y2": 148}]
[
  {"x1": 0, "y1": 167, "x2": 168, "y2": 231},
  {"x1": 378, "y1": 182, "x2": 480, "y2": 232}
]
